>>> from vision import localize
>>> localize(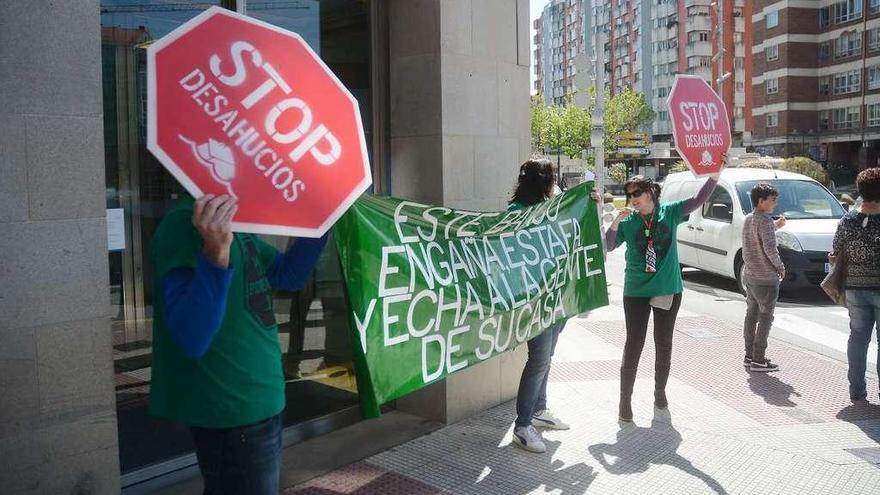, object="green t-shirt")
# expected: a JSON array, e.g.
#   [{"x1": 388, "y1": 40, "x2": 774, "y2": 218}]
[
  {"x1": 616, "y1": 199, "x2": 686, "y2": 298},
  {"x1": 149, "y1": 199, "x2": 284, "y2": 428}
]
